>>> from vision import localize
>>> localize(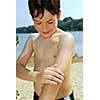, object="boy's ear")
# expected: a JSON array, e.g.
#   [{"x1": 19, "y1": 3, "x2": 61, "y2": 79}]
[{"x1": 57, "y1": 10, "x2": 61, "y2": 19}]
